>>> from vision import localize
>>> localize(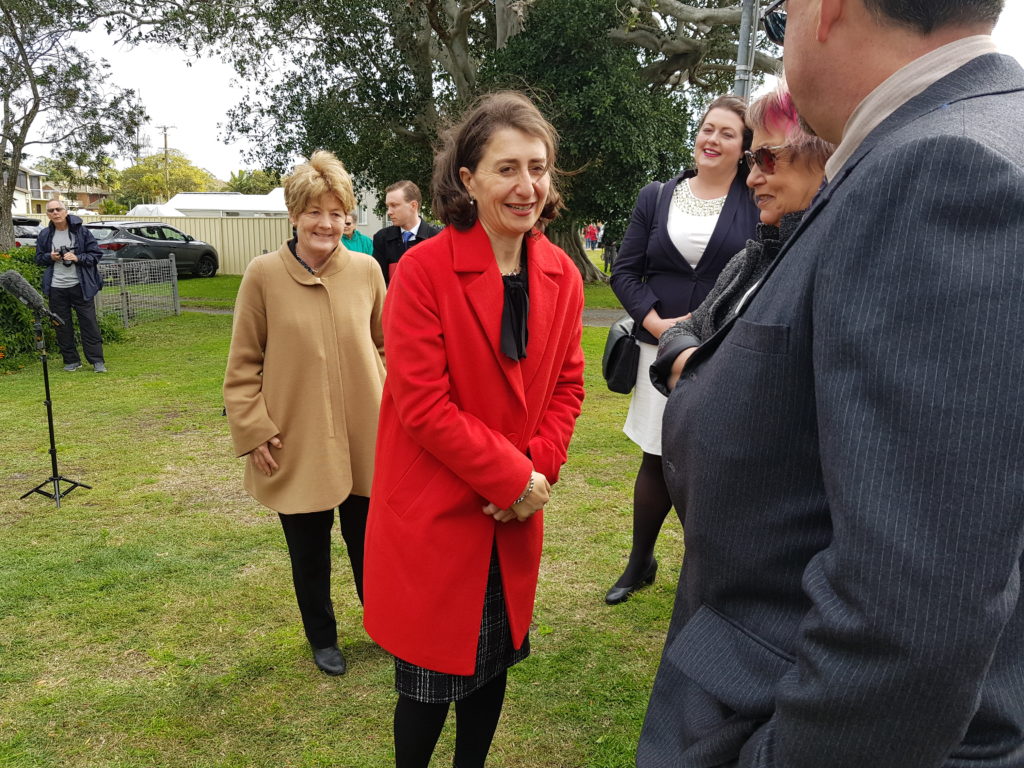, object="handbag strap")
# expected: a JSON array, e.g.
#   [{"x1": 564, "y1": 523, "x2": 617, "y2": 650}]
[{"x1": 641, "y1": 181, "x2": 666, "y2": 283}]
